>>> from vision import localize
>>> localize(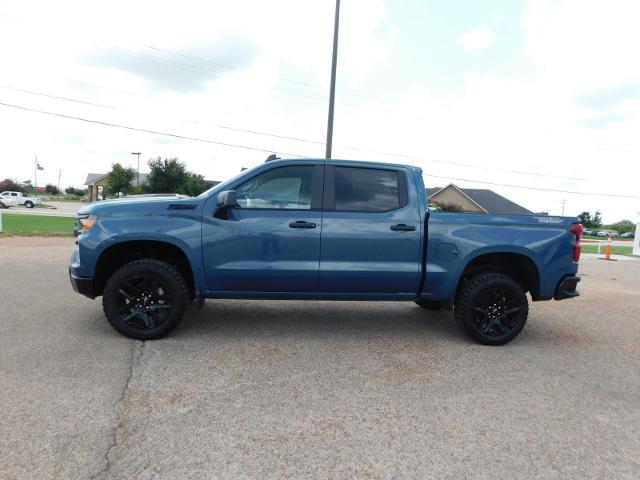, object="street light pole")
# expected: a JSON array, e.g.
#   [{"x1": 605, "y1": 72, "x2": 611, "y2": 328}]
[
  {"x1": 325, "y1": 0, "x2": 341, "y2": 159},
  {"x1": 131, "y1": 152, "x2": 141, "y2": 193}
]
